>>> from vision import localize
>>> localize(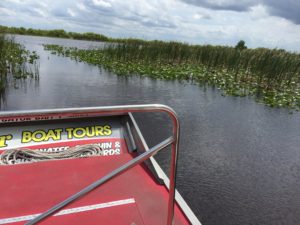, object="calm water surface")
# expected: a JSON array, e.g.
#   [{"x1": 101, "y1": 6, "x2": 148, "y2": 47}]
[{"x1": 2, "y1": 35, "x2": 300, "y2": 225}]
